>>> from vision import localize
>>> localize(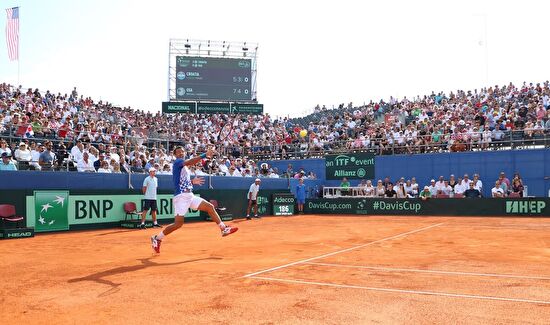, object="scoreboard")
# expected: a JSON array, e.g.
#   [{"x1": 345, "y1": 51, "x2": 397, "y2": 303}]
[{"x1": 175, "y1": 56, "x2": 252, "y2": 101}]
